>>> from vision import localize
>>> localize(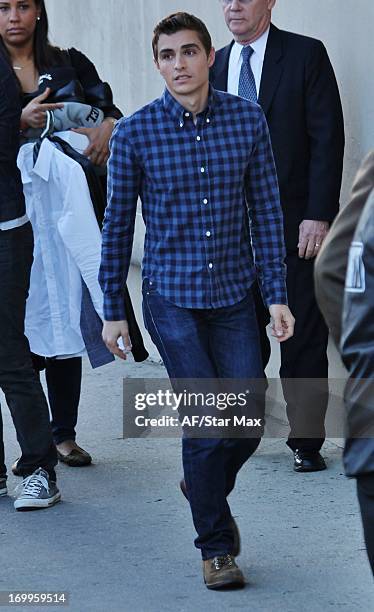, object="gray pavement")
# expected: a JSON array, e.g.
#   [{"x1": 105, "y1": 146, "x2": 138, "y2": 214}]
[{"x1": 0, "y1": 357, "x2": 373, "y2": 612}]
